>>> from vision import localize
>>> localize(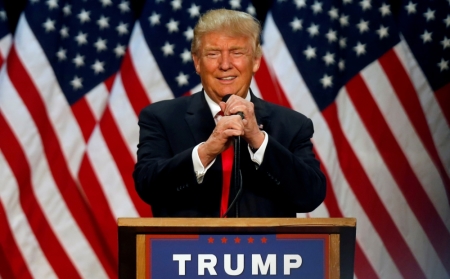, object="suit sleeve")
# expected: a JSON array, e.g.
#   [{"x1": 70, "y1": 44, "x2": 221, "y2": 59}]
[
  {"x1": 133, "y1": 106, "x2": 198, "y2": 206},
  {"x1": 257, "y1": 117, "x2": 326, "y2": 212}
]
